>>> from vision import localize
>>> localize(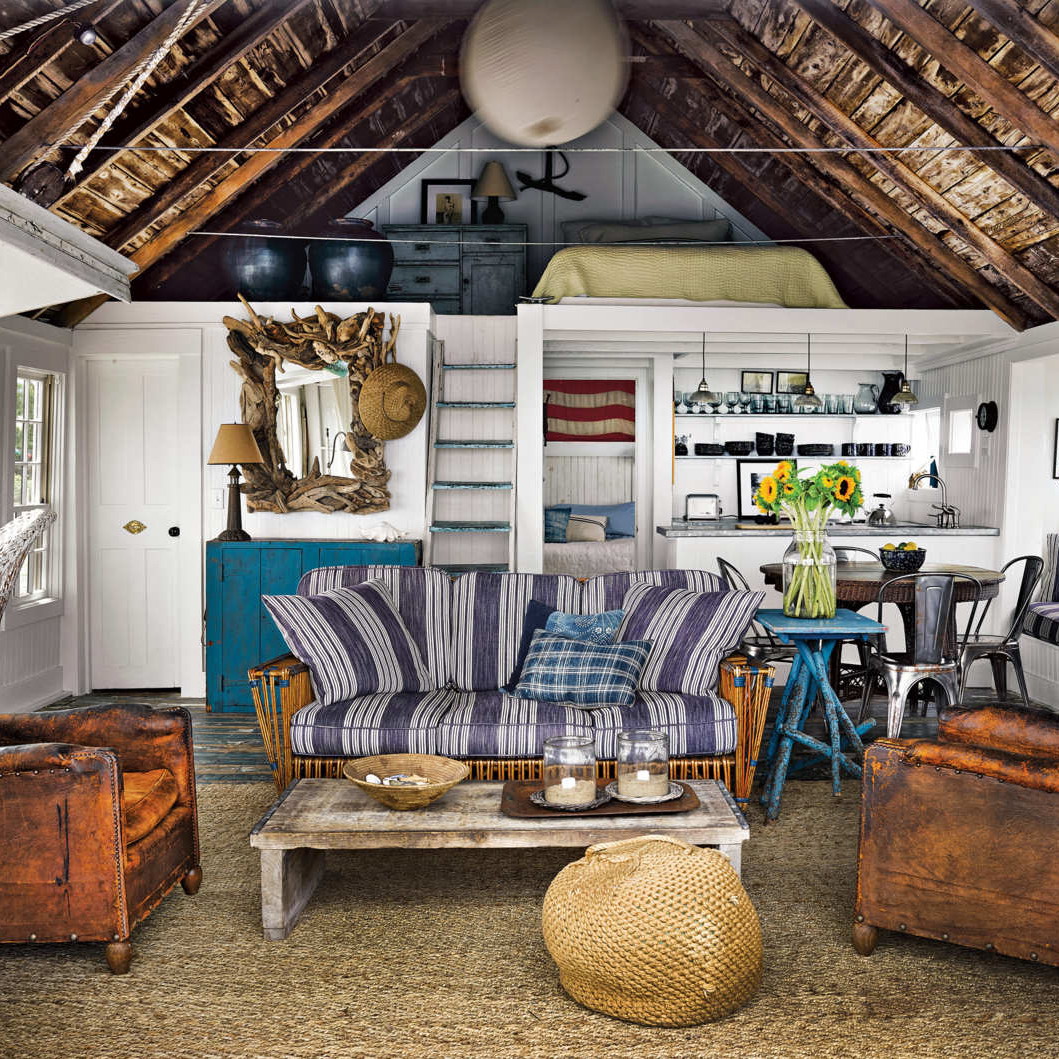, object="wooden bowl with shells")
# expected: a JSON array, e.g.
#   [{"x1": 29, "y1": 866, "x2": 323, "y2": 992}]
[{"x1": 343, "y1": 754, "x2": 470, "y2": 810}]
